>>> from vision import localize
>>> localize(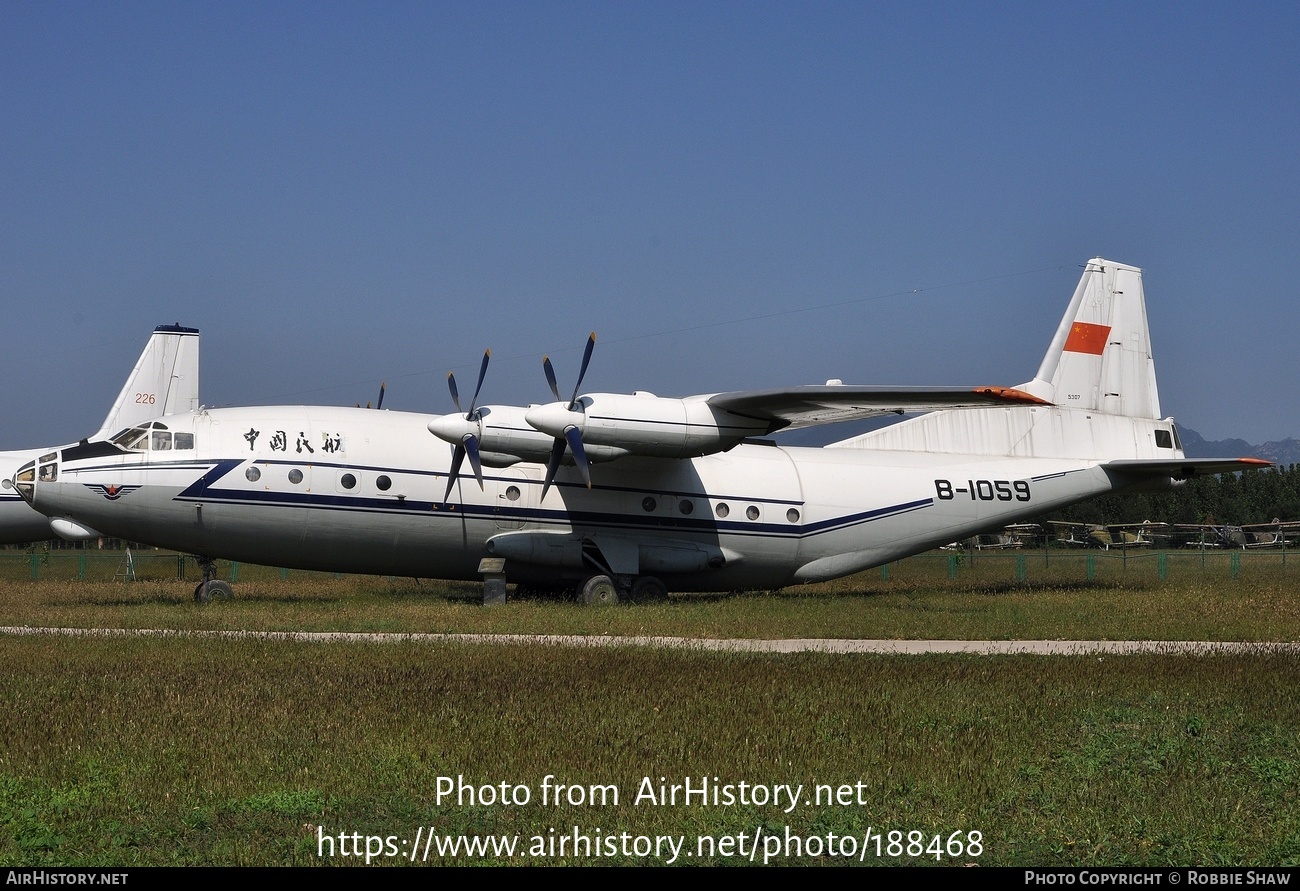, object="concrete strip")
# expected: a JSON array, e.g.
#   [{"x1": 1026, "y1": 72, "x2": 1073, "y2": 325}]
[{"x1": 1, "y1": 626, "x2": 1297, "y2": 655}]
